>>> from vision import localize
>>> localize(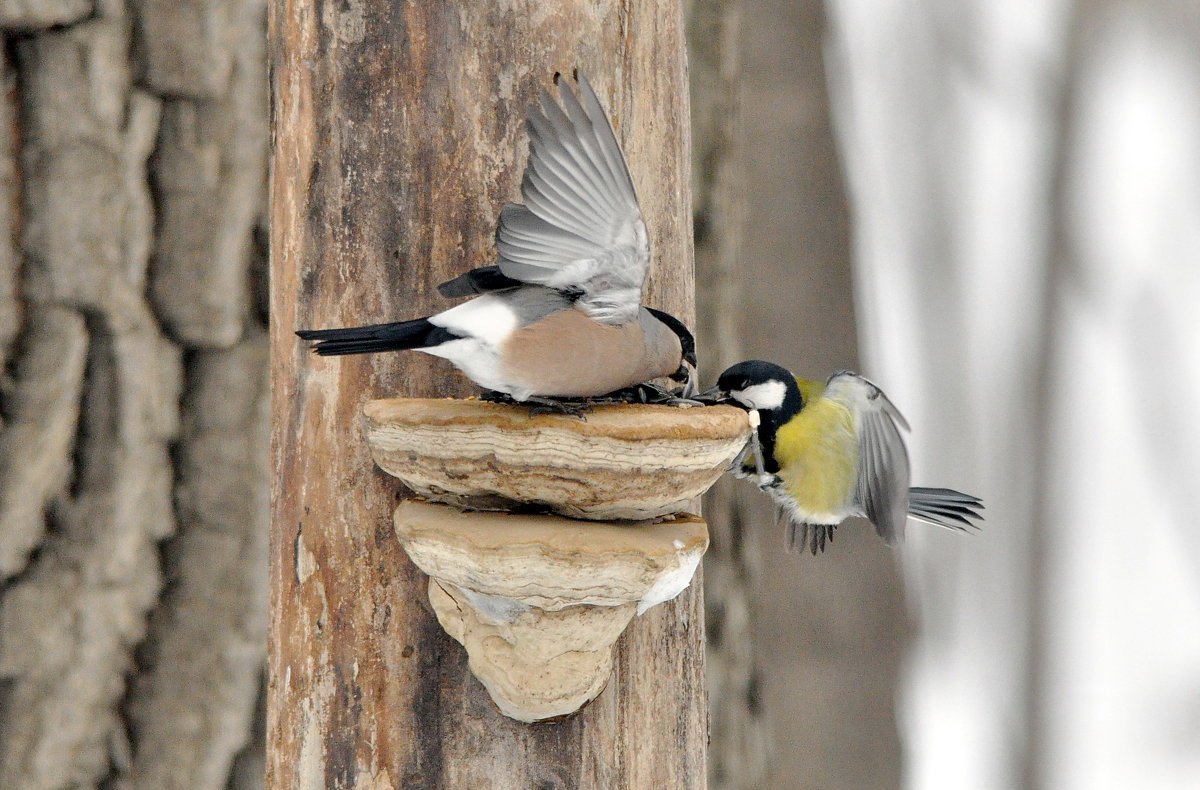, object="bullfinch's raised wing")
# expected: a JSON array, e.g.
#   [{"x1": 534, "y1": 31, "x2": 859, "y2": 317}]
[
  {"x1": 823, "y1": 372, "x2": 912, "y2": 544},
  {"x1": 495, "y1": 75, "x2": 649, "y2": 325}
]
